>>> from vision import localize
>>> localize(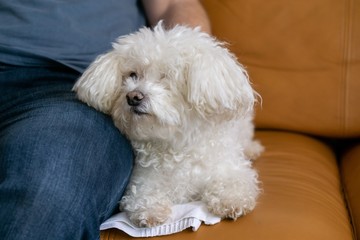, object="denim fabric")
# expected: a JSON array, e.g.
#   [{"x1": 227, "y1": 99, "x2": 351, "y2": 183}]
[{"x1": 0, "y1": 65, "x2": 134, "y2": 240}]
